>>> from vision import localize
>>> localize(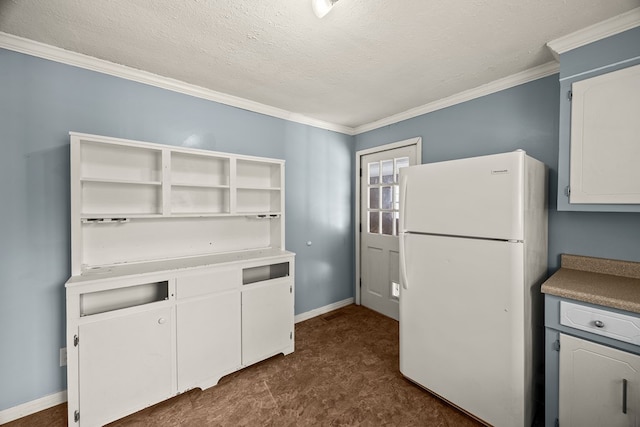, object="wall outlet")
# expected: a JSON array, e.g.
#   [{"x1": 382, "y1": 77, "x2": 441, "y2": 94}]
[
  {"x1": 60, "y1": 347, "x2": 67, "y2": 367},
  {"x1": 391, "y1": 281, "x2": 400, "y2": 298}
]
